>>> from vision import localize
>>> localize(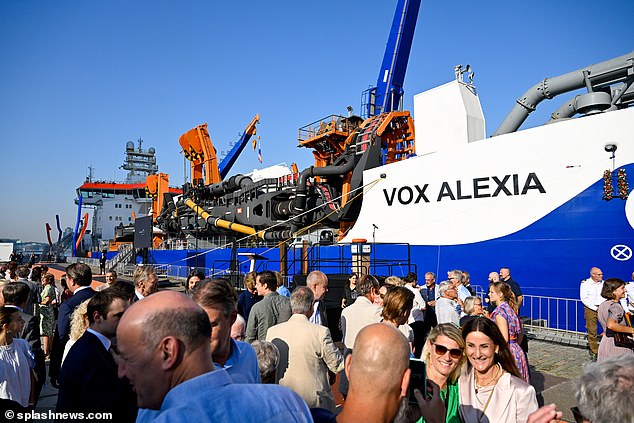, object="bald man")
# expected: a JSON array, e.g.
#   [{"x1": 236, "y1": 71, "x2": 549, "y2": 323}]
[
  {"x1": 306, "y1": 270, "x2": 329, "y2": 326},
  {"x1": 117, "y1": 291, "x2": 312, "y2": 422},
  {"x1": 337, "y1": 323, "x2": 411, "y2": 422},
  {"x1": 580, "y1": 267, "x2": 604, "y2": 360}
]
